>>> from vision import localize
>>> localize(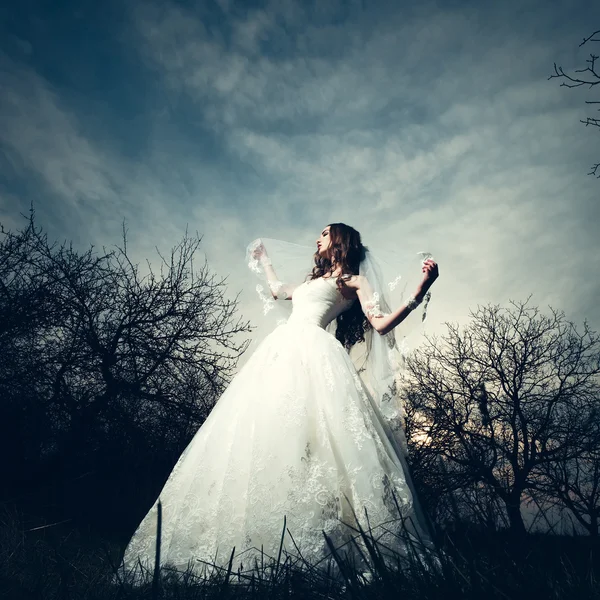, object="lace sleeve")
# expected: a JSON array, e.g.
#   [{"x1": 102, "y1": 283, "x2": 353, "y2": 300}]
[
  {"x1": 247, "y1": 239, "x2": 300, "y2": 309},
  {"x1": 357, "y1": 276, "x2": 390, "y2": 321},
  {"x1": 253, "y1": 279, "x2": 297, "y2": 315},
  {"x1": 363, "y1": 291, "x2": 386, "y2": 319},
  {"x1": 266, "y1": 280, "x2": 296, "y2": 300}
]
